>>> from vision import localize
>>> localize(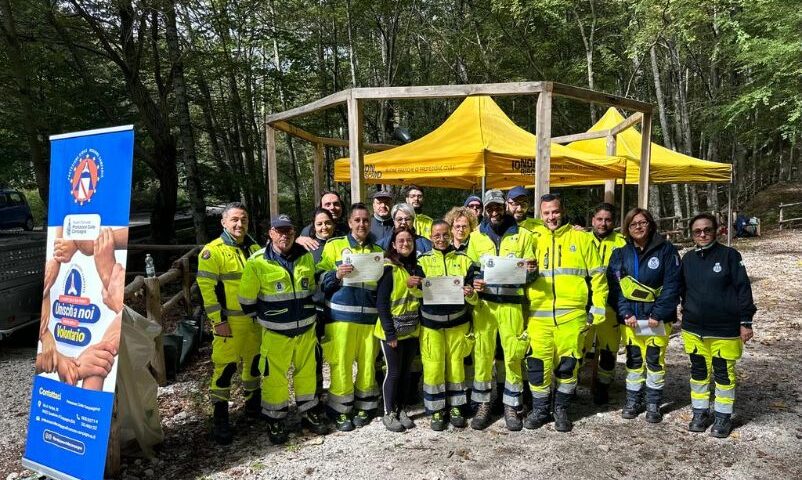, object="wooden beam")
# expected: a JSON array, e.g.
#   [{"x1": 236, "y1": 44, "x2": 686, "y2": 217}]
[
  {"x1": 638, "y1": 111, "x2": 653, "y2": 208},
  {"x1": 266, "y1": 125, "x2": 279, "y2": 218},
  {"x1": 265, "y1": 90, "x2": 350, "y2": 124},
  {"x1": 350, "y1": 82, "x2": 545, "y2": 100},
  {"x1": 552, "y1": 83, "x2": 653, "y2": 113},
  {"x1": 347, "y1": 95, "x2": 365, "y2": 204},
  {"x1": 551, "y1": 130, "x2": 610, "y2": 144},
  {"x1": 604, "y1": 134, "x2": 617, "y2": 204},
  {"x1": 610, "y1": 112, "x2": 644, "y2": 135},
  {"x1": 534, "y1": 88, "x2": 553, "y2": 215},
  {"x1": 318, "y1": 136, "x2": 396, "y2": 151},
  {"x1": 272, "y1": 120, "x2": 321, "y2": 144},
  {"x1": 313, "y1": 142, "x2": 324, "y2": 203}
]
